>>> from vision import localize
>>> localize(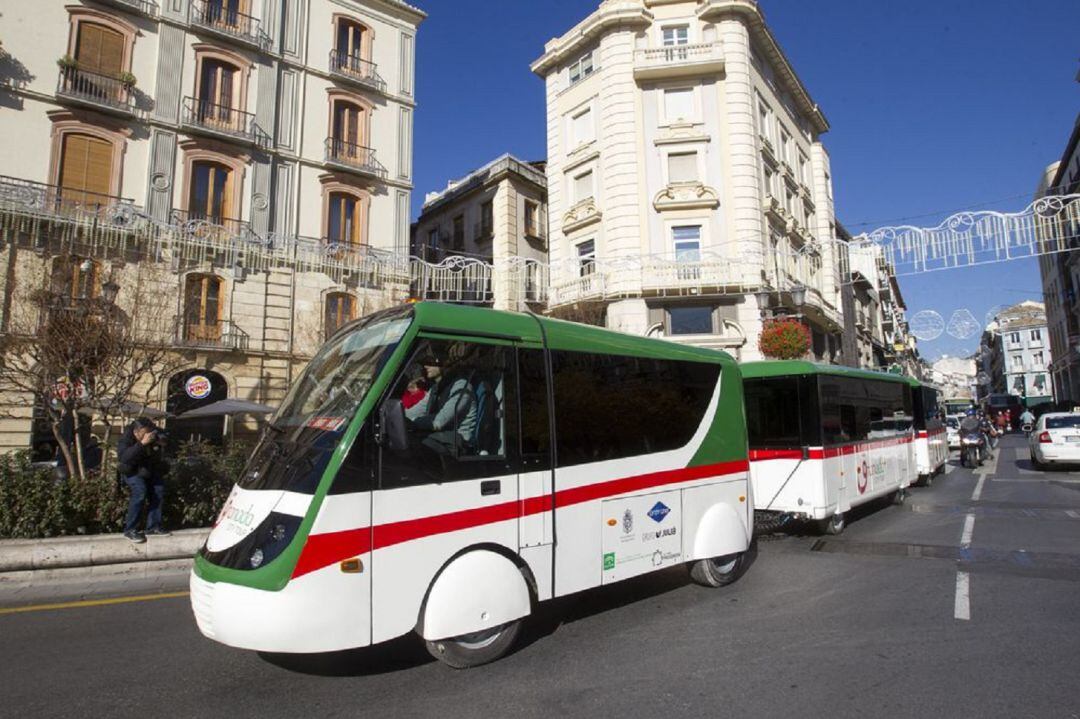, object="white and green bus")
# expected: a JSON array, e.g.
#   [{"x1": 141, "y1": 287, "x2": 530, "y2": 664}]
[{"x1": 191, "y1": 303, "x2": 753, "y2": 667}]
